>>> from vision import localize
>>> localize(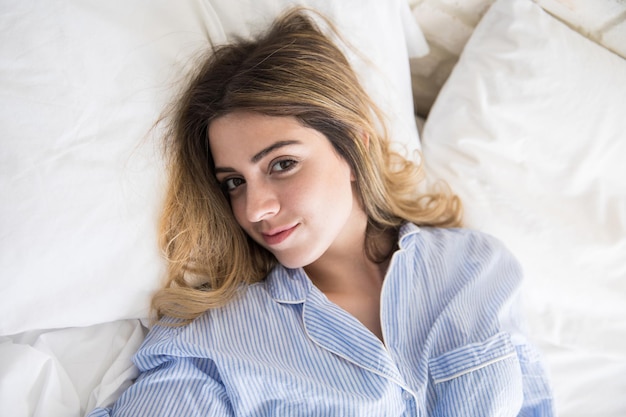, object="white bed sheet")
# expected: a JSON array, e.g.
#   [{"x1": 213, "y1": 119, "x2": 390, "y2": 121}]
[{"x1": 0, "y1": 320, "x2": 145, "y2": 417}]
